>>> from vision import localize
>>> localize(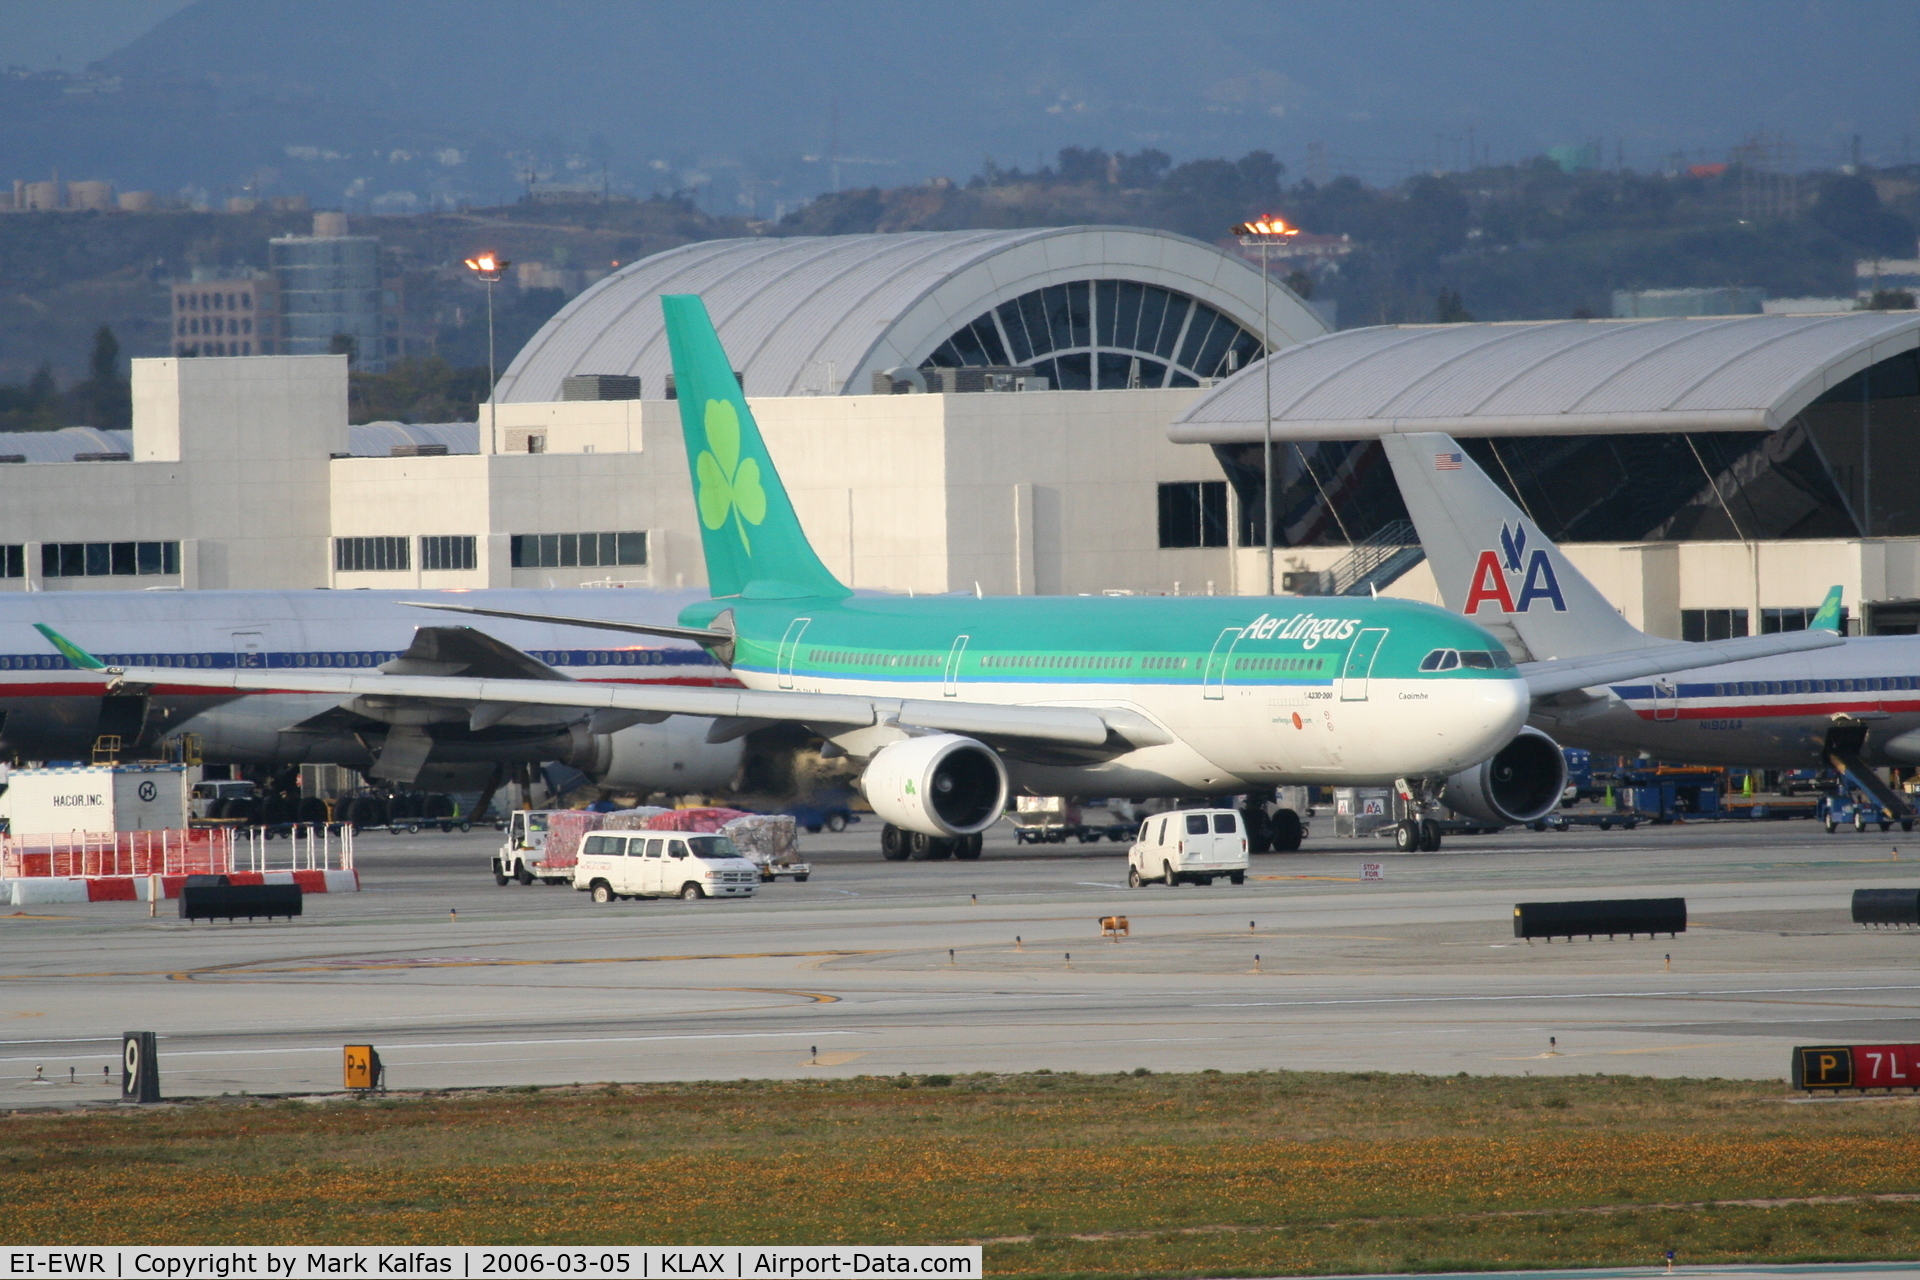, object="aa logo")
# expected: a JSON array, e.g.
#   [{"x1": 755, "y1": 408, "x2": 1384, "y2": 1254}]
[{"x1": 1463, "y1": 523, "x2": 1566, "y2": 614}]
